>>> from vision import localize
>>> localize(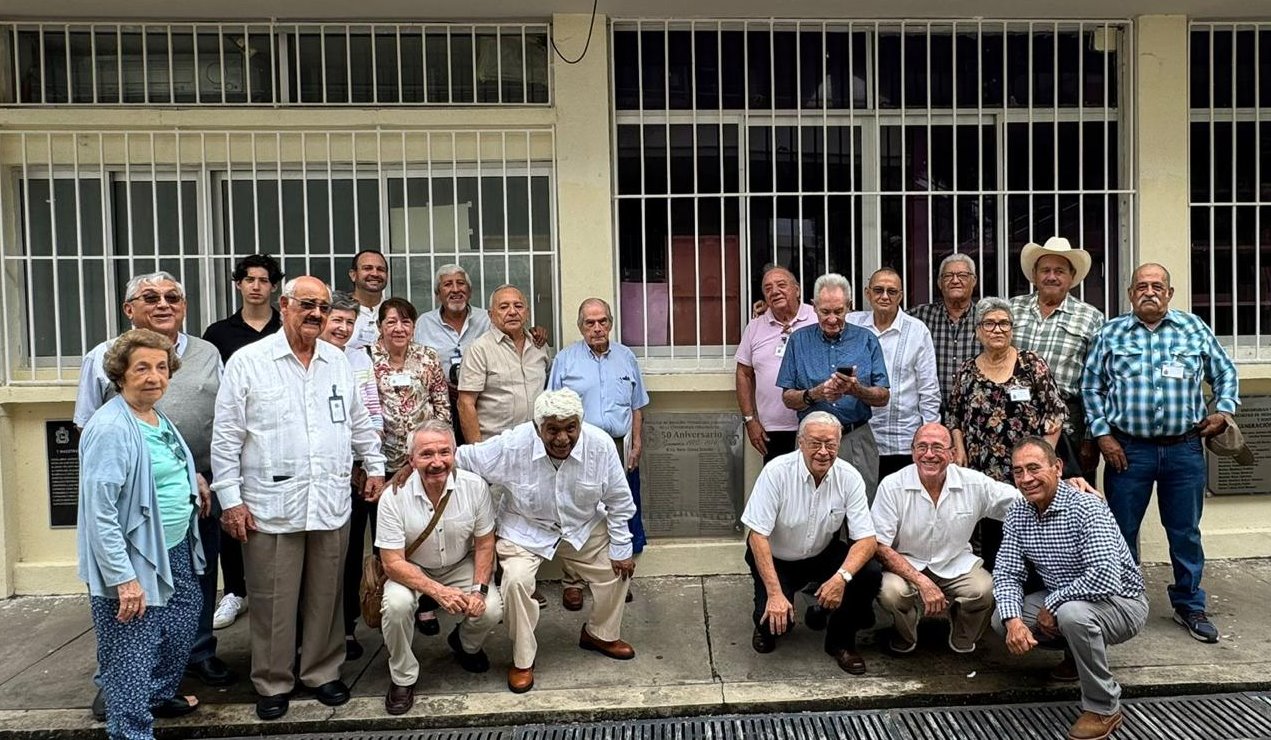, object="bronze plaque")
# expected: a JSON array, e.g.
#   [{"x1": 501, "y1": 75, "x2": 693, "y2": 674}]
[{"x1": 639, "y1": 412, "x2": 745, "y2": 538}]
